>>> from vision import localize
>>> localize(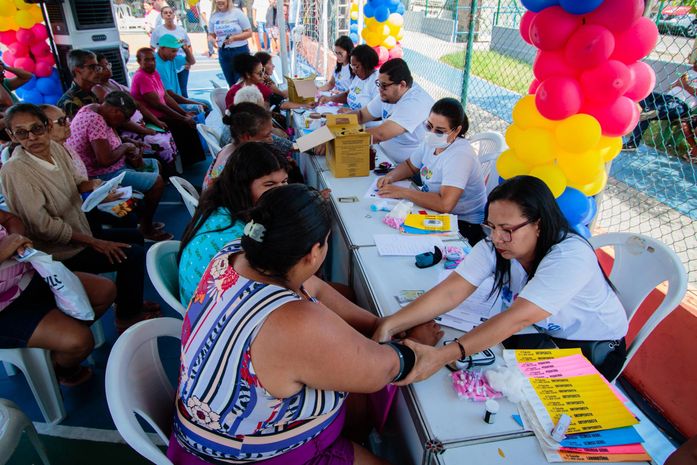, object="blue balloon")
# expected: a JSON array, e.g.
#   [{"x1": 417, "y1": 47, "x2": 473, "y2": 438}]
[
  {"x1": 396, "y1": 3, "x2": 405, "y2": 14},
  {"x1": 350, "y1": 24, "x2": 359, "y2": 33},
  {"x1": 21, "y1": 90, "x2": 44, "y2": 105},
  {"x1": 388, "y1": 2, "x2": 398, "y2": 13},
  {"x1": 559, "y1": 0, "x2": 603, "y2": 15},
  {"x1": 22, "y1": 76, "x2": 37, "y2": 91},
  {"x1": 580, "y1": 196, "x2": 598, "y2": 226},
  {"x1": 520, "y1": 0, "x2": 559, "y2": 13},
  {"x1": 363, "y1": 3, "x2": 374, "y2": 18},
  {"x1": 42, "y1": 94, "x2": 62, "y2": 105},
  {"x1": 36, "y1": 77, "x2": 58, "y2": 95},
  {"x1": 556, "y1": 187, "x2": 591, "y2": 225},
  {"x1": 374, "y1": 5, "x2": 390, "y2": 22},
  {"x1": 349, "y1": 32, "x2": 359, "y2": 43},
  {"x1": 574, "y1": 224, "x2": 592, "y2": 239}
]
